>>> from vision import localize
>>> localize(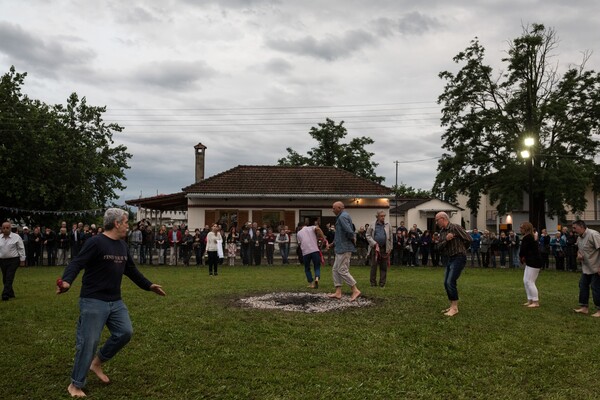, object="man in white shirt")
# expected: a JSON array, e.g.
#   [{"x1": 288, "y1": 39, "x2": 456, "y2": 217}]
[{"x1": 1, "y1": 221, "x2": 26, "y2": 301}]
